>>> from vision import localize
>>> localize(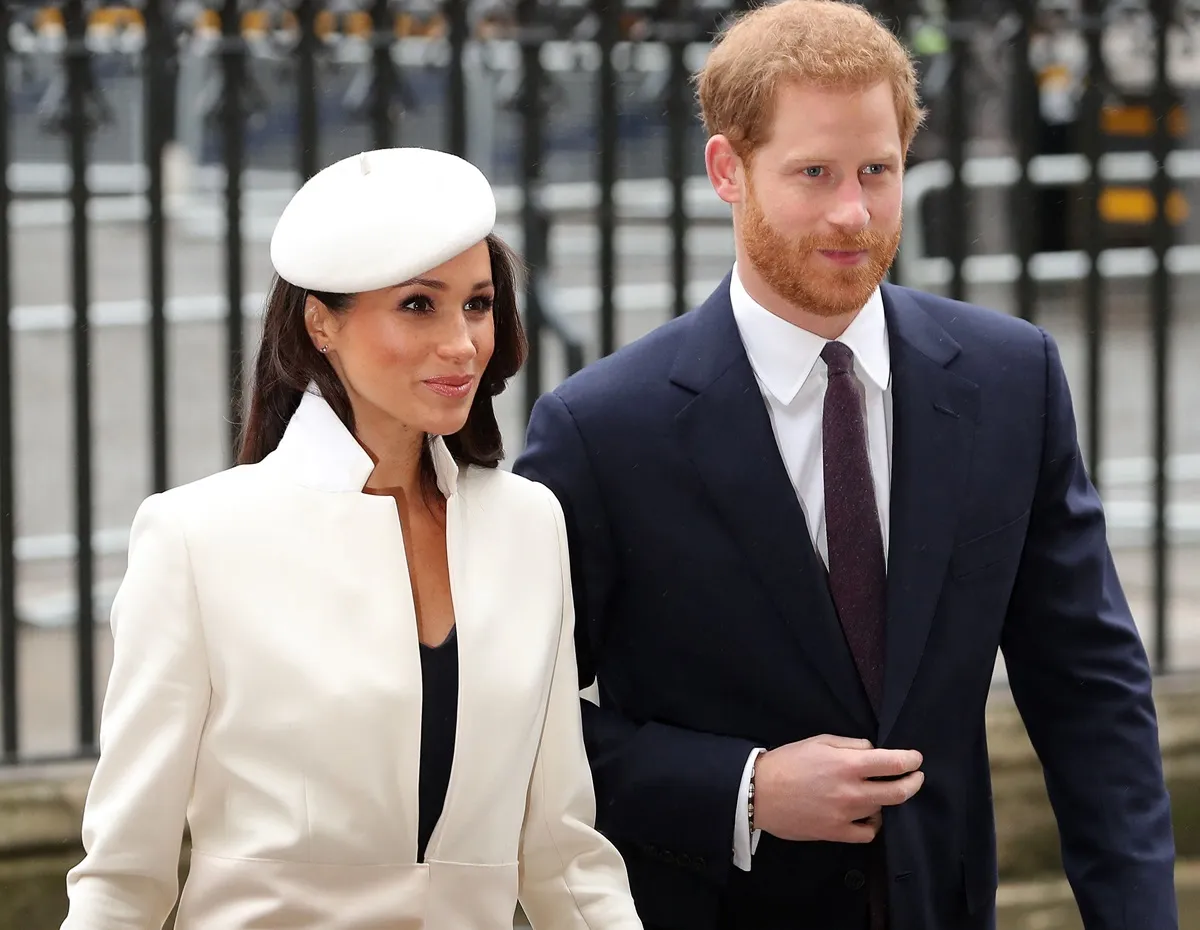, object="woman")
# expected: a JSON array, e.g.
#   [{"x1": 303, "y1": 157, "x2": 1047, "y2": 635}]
[{"x1": 61, "y1": 147, "x2": 642, "y2": 930}]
